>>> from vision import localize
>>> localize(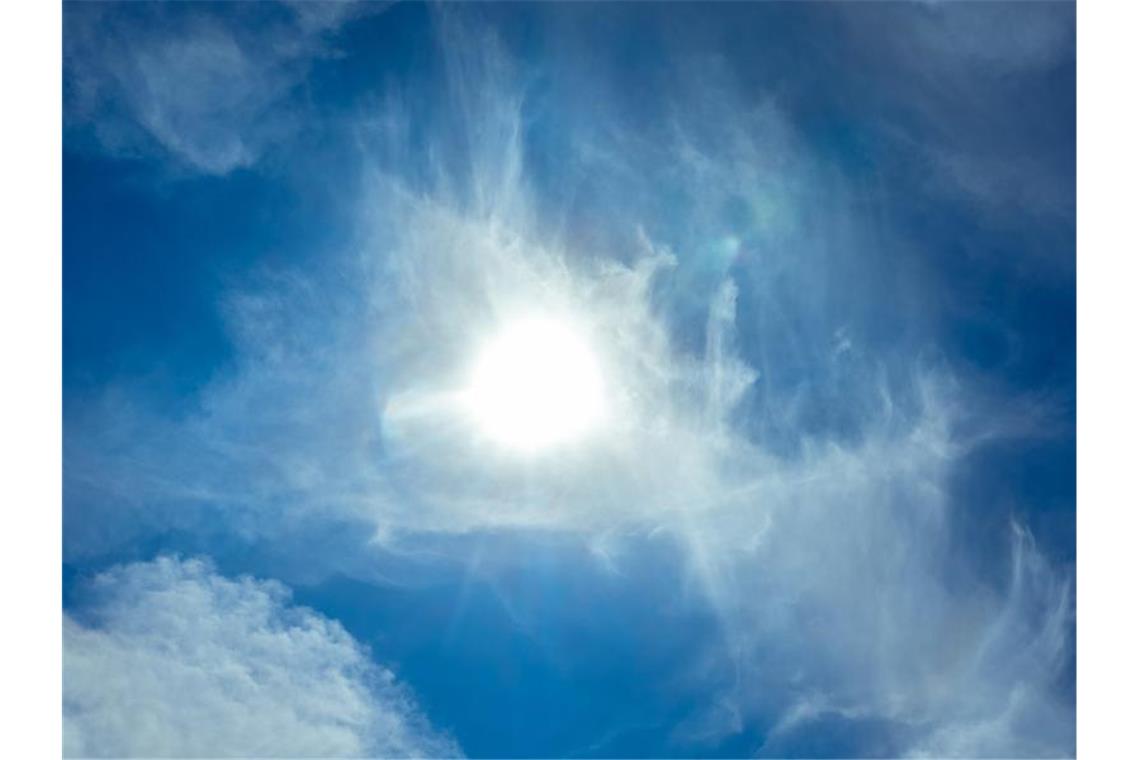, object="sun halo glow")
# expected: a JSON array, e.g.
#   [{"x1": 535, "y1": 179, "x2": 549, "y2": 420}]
[{"x1": 466, "y1": 316, "x2": 606, "y2": 453}]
